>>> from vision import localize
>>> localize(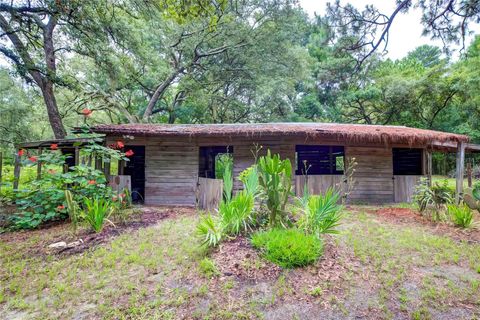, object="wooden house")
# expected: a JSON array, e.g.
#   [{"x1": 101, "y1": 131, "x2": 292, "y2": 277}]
[{"x1": 90, "y1": 123, "x2": 478, "y2": 208}]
